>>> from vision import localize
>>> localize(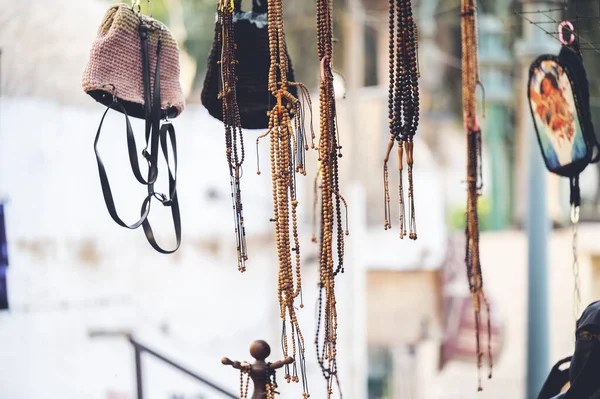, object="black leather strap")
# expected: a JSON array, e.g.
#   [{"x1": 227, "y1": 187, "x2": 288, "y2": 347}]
[
  {"x1": 570, "y1": 175, "x2": 581, "y2": 208},
  {"x1": 142, "y1": 122, "x2": 181, "y2": 254},
  {"x1": 93, "y1": 102, "x2": 152, "y2": 230},
  {"x1": 140, "y1": 22, "x2": 159, "y2": 185},
  {"x1": 93, "y1": 21, "x2": 181, "y2": 253}
]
